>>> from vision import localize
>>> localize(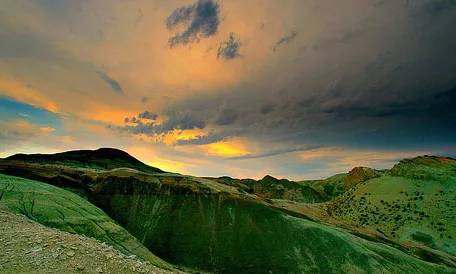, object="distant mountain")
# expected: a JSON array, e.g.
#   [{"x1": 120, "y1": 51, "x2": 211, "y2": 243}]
[
  {"x1": 208, "y1": 174, "x2": 325, "y2": 203},
  {"x1": 6, "y1": 148, "x2": 164, "y2": 174}
]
